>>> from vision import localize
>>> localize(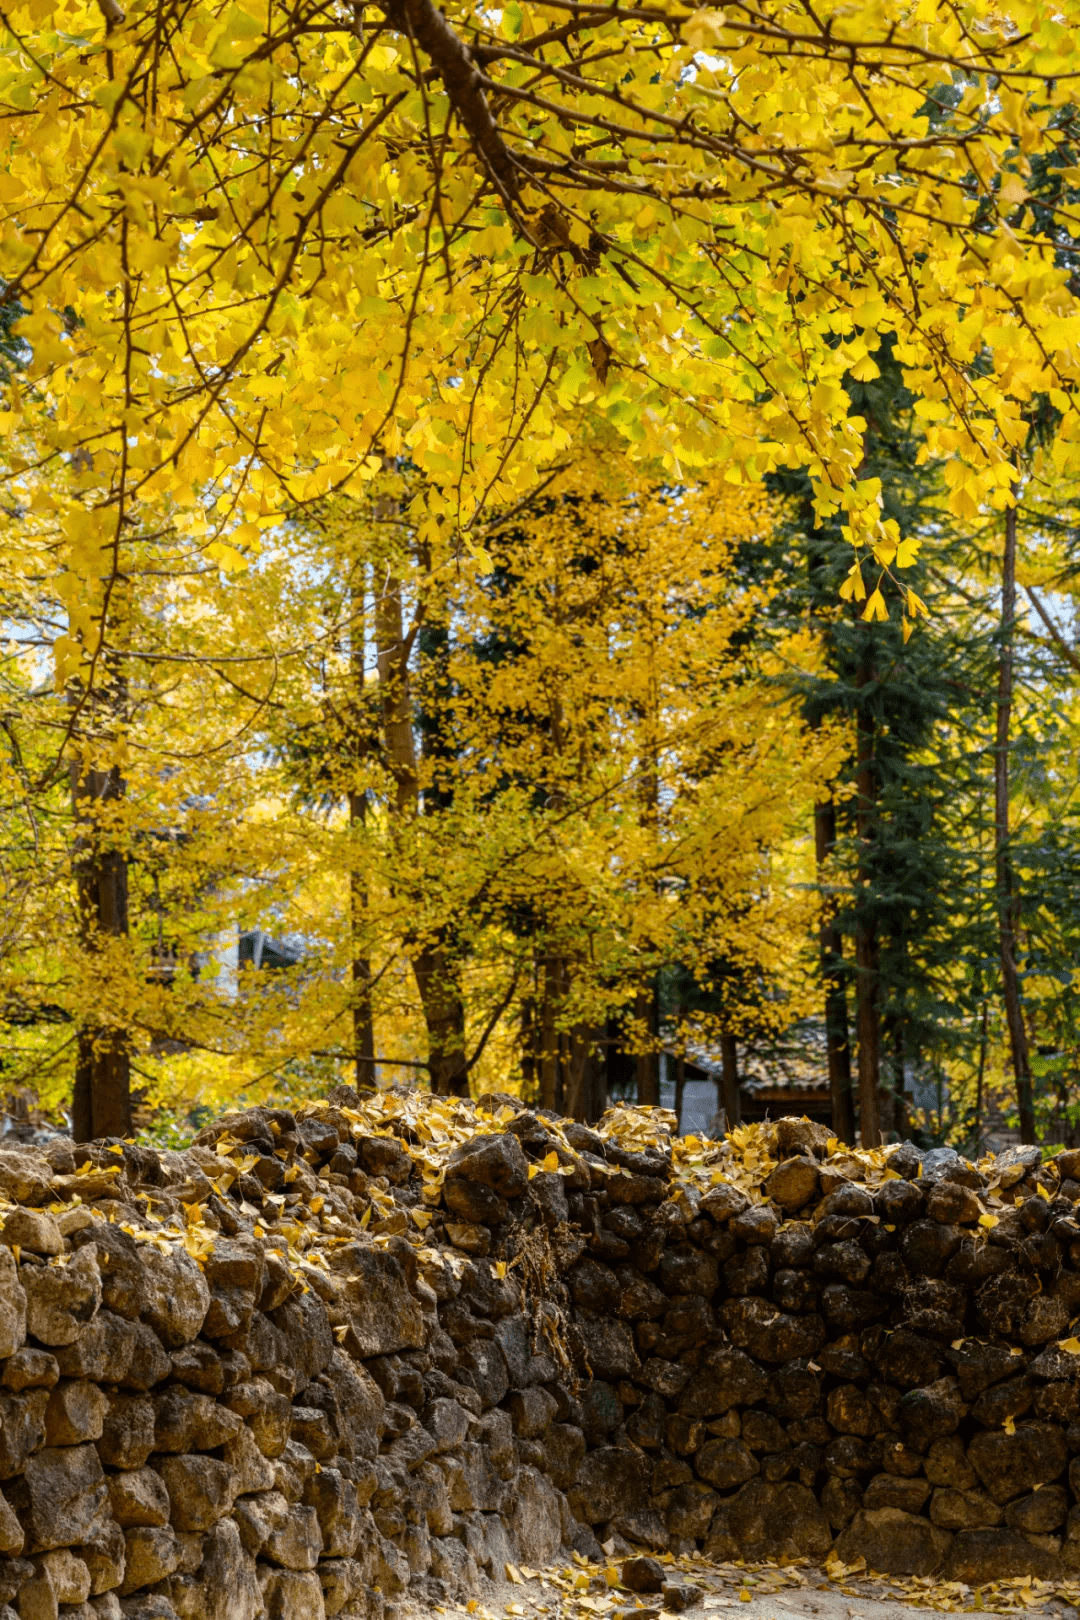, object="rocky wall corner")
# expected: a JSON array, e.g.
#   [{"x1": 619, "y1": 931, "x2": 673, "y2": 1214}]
[{"x1": 0, "y1": 1096, "x2": 1075, "y2": 1619}]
